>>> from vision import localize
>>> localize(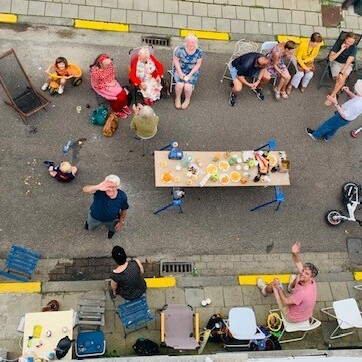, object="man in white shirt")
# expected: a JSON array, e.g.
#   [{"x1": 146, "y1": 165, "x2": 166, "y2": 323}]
[{"x1": 306, "y1": 79, "x2": 362, "y2": 141}]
